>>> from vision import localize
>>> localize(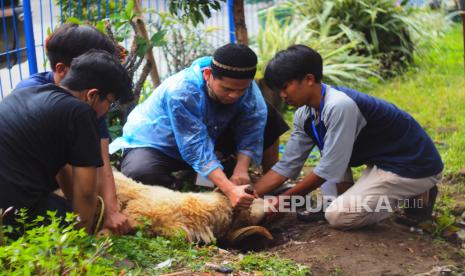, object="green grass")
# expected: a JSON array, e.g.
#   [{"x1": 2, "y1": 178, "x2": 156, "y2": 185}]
[
  {"x1": 0, "y1": 212, "x2": 311, "y2": 275},
  {"x1": 236, "y1": 253, "x2": 310, "y2": 276},
  {"x1": 107, "y1": 231, "x2": 312, "y2": 274},
  {"x1": 367, "y1": 24, "x2": 465, "y2": 176}
]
